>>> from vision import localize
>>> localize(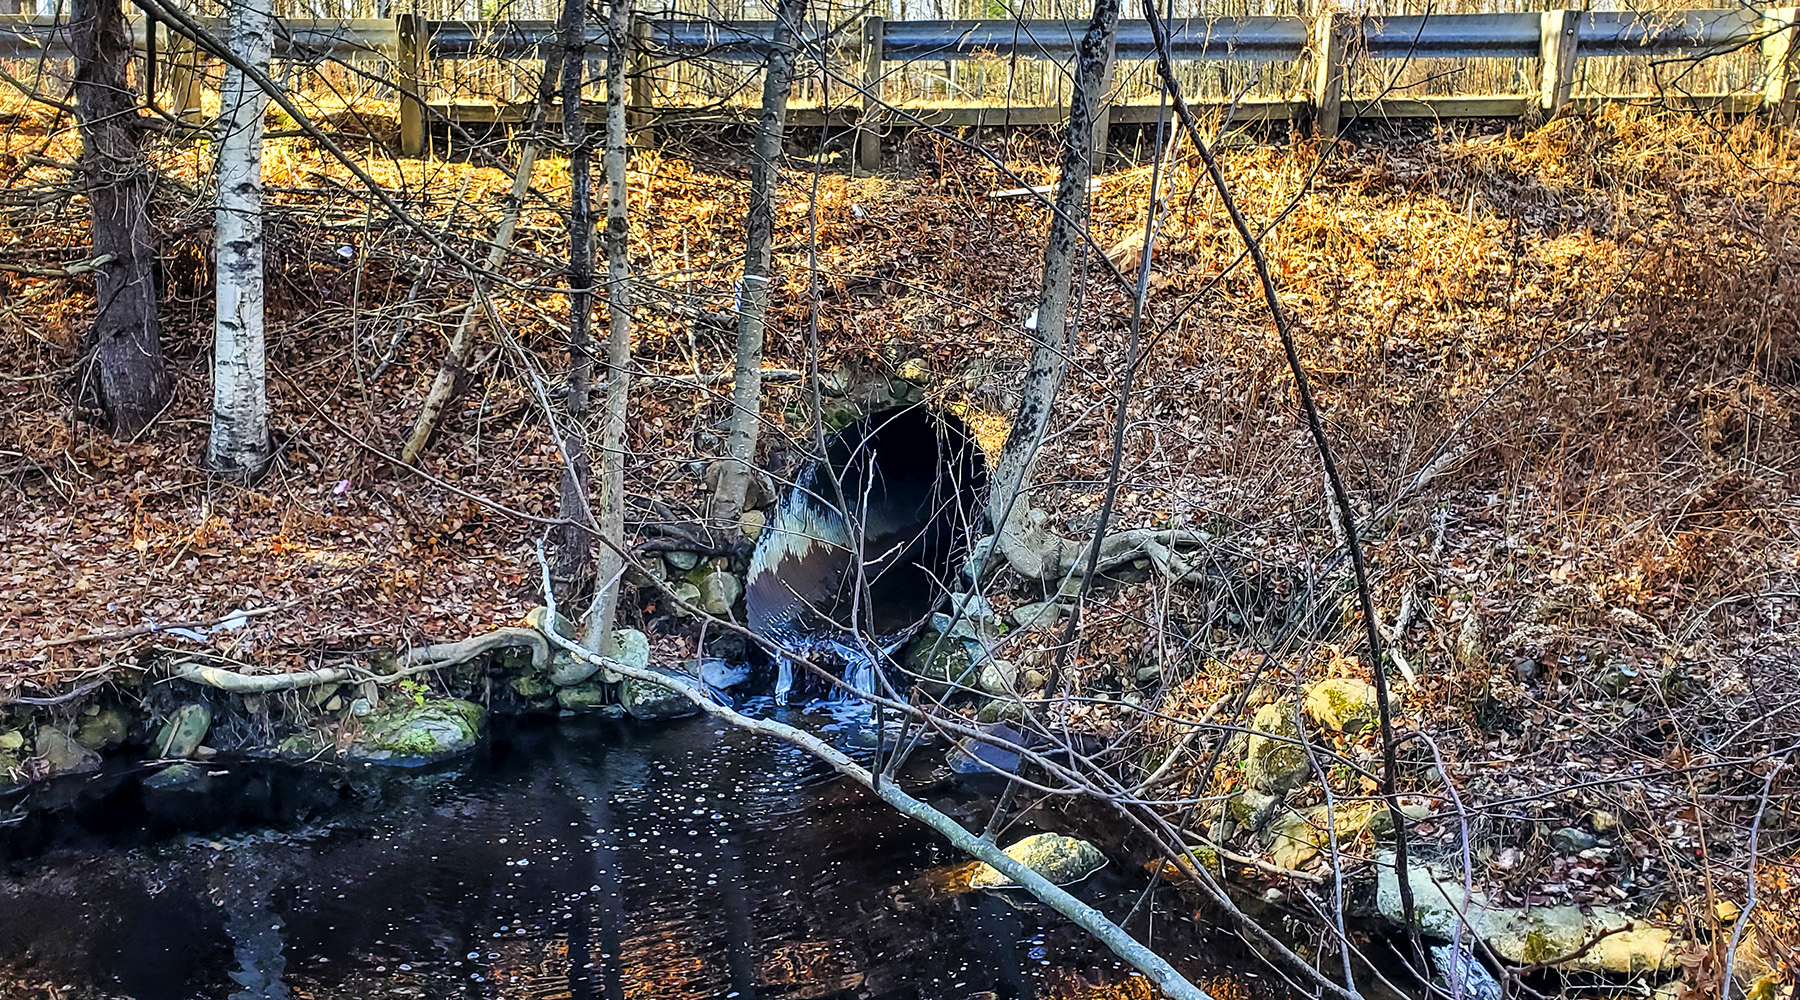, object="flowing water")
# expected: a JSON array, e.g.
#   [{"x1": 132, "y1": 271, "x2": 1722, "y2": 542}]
[{"x1": 0, "y1": 712, "x2": 1300, "y2": 1000}]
